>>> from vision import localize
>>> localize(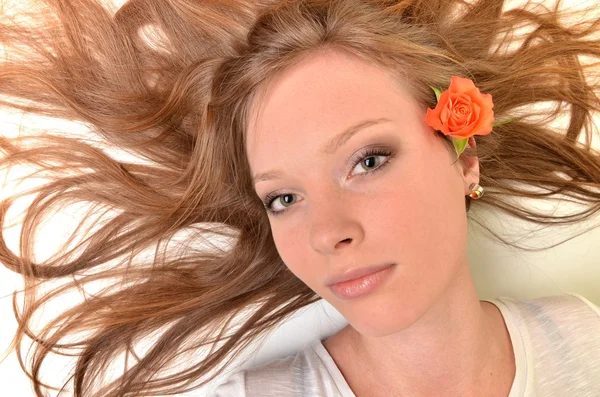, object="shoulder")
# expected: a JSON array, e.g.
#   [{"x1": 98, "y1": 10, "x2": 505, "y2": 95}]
[
  {"x1": 212, "y1": 370, "x2": 247, "y2": 397},
  {"x1": 211, "y1": 350, "x2": 303, "y2": 397},
  {"x1": 211, "y1": 340, "x2": 343, "y2": 397},
  {"x1": 494, "y1": 293, "x2": 600, "y2": 367},
  {"x1": 512, "y1": 293, "x2": 600, "y2": 364},
  {"x1": 502, "y1": 292, "x2": 600, "y2": 330},
  {"x1": 488, "y1": 293, "x2": 600, "y2": 394},
  {"x1": 526, "y1": 293, "x2": 600, "y2": 391},
  {"x1": 564, "y1": 292, "x2": 600, "y2": 319}
]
